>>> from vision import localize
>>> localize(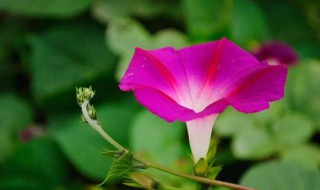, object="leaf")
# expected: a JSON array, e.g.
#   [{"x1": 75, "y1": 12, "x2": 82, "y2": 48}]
[
  {"x1": 28, "y1": 21, "x2": 116, "y2": 103},
  {"x1": 232, "y1": 126, "x2": 276, "y2": 160},
  {"x1": 182, "y1": 0, "x2": 232, "y2": 40},
  {"x1": 124, "y1": 172, "x2": 158, "y2": 189},
  {"x1": 0, "y1": 0, "x2": 91, "y2": 18},
  {"x1": 106, "y1": 18, "x2": 189, "y2": 81},
  {"x1": 91, "y1": 0, "x2": 131, "y2": 24},
  {"x1": 0, "y1": 94, "x2": 32, "y2": 162},
  {"x1": 207, "y1": 165, "x2": 222, "y2": 180},
  {"x1": 101, "y1": 149, "x2": 123, "y2": 158},
  {"x1": 130, "y1": 110, "x2": 192, "y2": 185},
  {"x1": 103, "y1": 151, "x2": 132, "y2": 183},
  {"x1": 240, "y1": 161, "x2": 320, "y2": 190},
  {"x1": 106, "y1": 18, "x2": 152, "y2": 55},
  {"x1": 214, "y1": 108, "x2": 255, "y2": 137},
  {"x1": 52, "y1": 101, "x2": 136, "y2": 180},
  {"x1": 230, "y1": 0, "x2": 268, "y2": 45},
  {"x1": 286, "y1": 60, "x2": 320, "y2": 128},
  {"x1": 280, "y1": 144, "x2": 320, "y2": 169},
  {"x1": 153, "y1": 29, "x2": 190, "y2": 49},
  {"x1": 0, "y1": 94, "x2": 32, "y2": 132},
  {"x1": 0, "y1": 138, "x2": 69, "y2": 190},
  {"x1": 271, "y1": 113, "x2": 314, "y2": 147}
]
